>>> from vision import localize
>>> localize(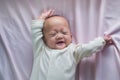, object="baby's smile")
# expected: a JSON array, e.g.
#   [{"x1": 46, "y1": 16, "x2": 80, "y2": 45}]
[{"x1": 56, "y1": 41, "x2": 65, "y2": 45}]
